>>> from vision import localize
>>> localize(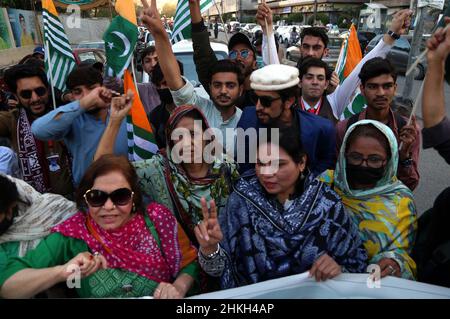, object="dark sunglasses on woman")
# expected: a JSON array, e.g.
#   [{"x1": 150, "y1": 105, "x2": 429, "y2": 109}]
[
  {"x1": 18, "y1": 87, "x2": 47, "y2": 99},
  {"x1": 84, "y1": 188, "x2": 134, "y2": 207}
]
